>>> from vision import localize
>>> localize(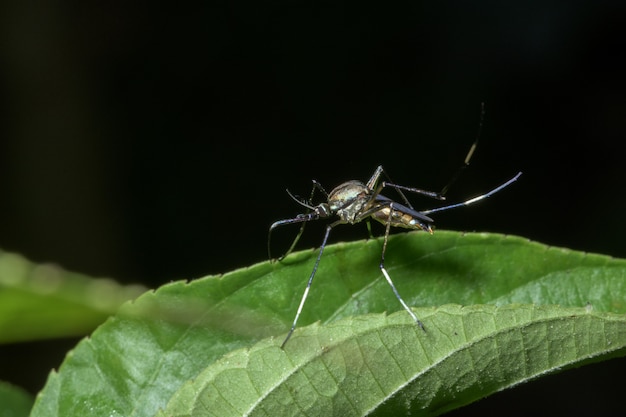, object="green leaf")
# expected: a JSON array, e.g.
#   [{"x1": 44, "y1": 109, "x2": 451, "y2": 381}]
[
  {"x1": 0, "y1": 250, "x2": 146, "y2": 344},
  {"x1": 0, "y1": 381, "x2": 34, "y2": 417},
  {"x1": 29, "y1": 232, "x2": 626, "y2": 417},
  {"x1": 157, "y1": 305, "x2": 626, "y2": 417}
]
